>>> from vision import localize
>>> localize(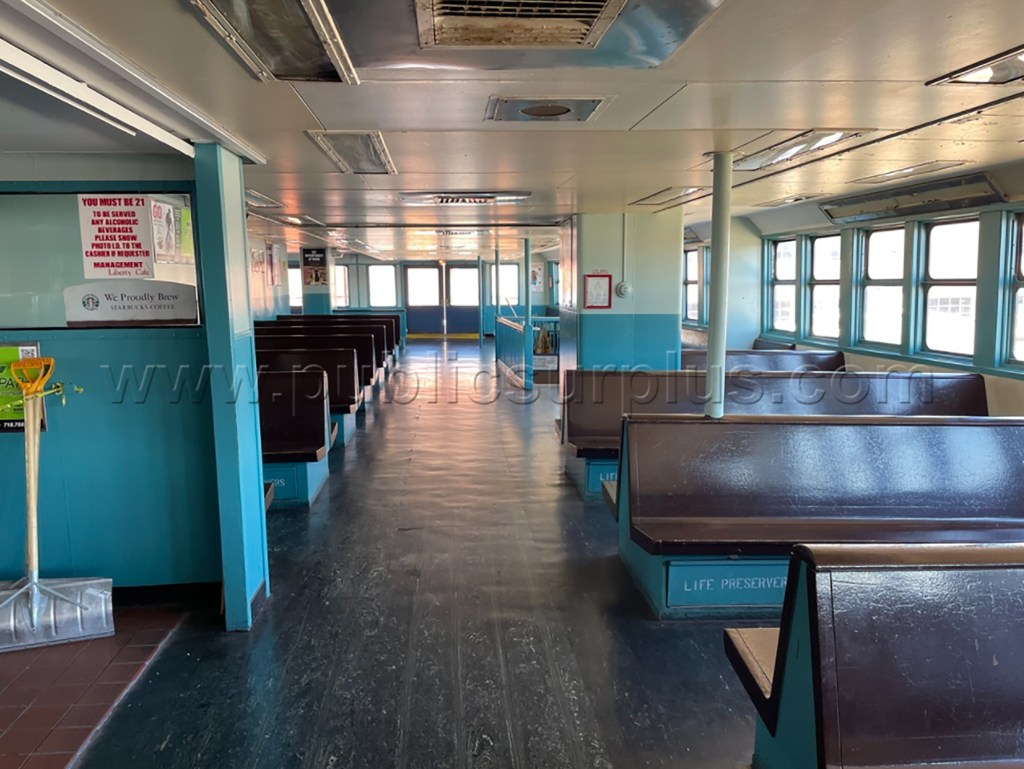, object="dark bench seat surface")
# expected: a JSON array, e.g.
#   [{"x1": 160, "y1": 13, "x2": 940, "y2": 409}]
[
  {"x1": 256, "y1": 334, "x2": 378, "y2": 387},
  {"x1": 258, "y1": 371, "x2": 331, "y2": 463},
  {"x1": 624, "y1": 415, "x2": 1024, "y2": 555},
  {"x1": 680, "y1": 349, "x2": 845, "y2": 372},
  {"x1": 257, "y1": 347, "x2": 362, "y2": 413},
  {"x1": 564, "y1": 370, "x2": 988, "y2": 457},
  {"x1": 262, "y1": 440, "x2": 327, "y2": 463},
  {"x1": 726, "y1": 543, "x2": 1024, "y2": 769}
]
